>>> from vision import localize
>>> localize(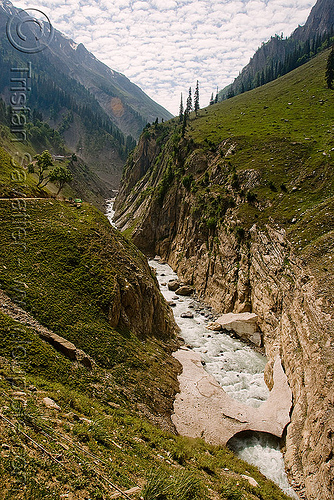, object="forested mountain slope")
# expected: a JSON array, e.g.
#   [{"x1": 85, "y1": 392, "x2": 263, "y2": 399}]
[
  {"x1": 0, "y1": 0, "x2": 173, "y2": 195},
  {"x1": 220, "y1": 0, "x2": 334, "y2": 99}
]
